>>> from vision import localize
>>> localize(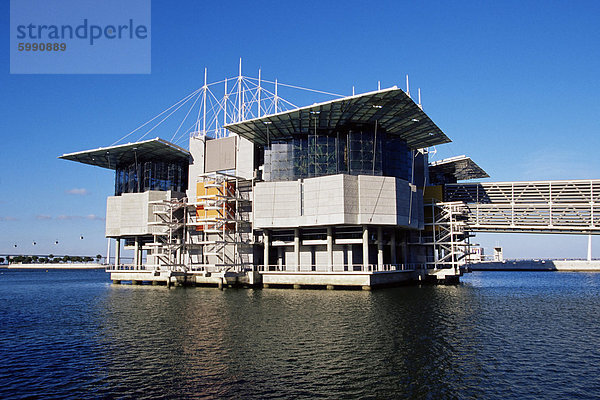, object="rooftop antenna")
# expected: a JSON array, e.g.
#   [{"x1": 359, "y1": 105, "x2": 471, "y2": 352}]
[
  {"x1": 406, "y1": 74, "x2": 410, "y2": 97},
  {"x1": 202, "y1": 67, "x2": 207, "y2": 137},
  {"x1": 257, "y1": 68, "x2": 262, "y2": 117},
  {"x1": 418, "y1": 88, "x2": 422, "y2": 109},
  {"x1": 352, "y1": 86, "x2": 355, "y2": 96},
  {"x1": 378, "y1": 81, "x2": 381, "y2": 90}
]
